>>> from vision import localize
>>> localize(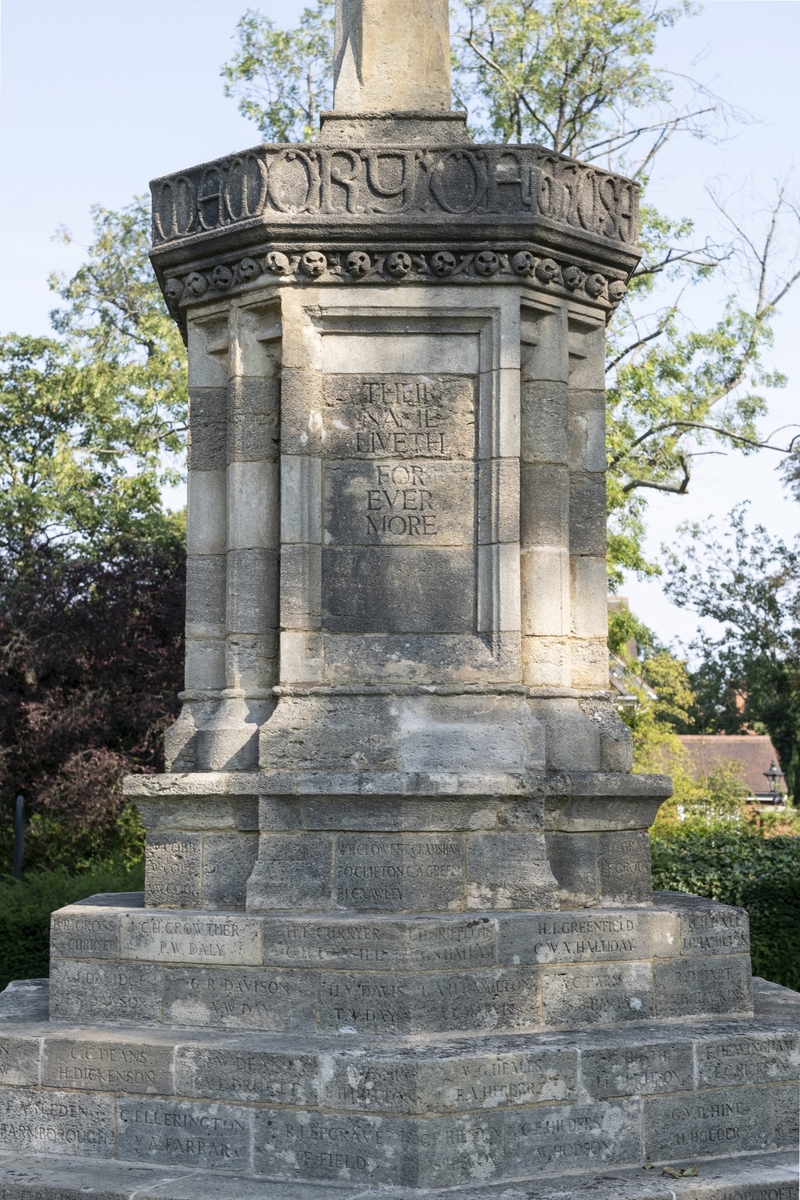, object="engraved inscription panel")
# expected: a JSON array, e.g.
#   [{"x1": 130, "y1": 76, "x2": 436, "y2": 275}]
[
  {"x1": 0, "y1": 1087, "x2": 114, "y2": 1157},
  {"x1": 643, "y1": 1087, "x2": 772, "y2": 1160},
  {"x1": 119, "y1": 912, "x2": 262, "y2": 965},
  {"x1": 161, "y1": 966, "x2": 318, "y2": 1031},
  {"x1": 261, "y1": 916, "x2": 497, "y2": 969},
  {"x1": 505, "y1": 1099, "x2": 640, "y2": 1173},
  {"x1": 42, "y1": 1037, "x2": 174, "y2": 1094},
  {"x1": 322, "y1": 373, "x2": 476, "y2": 635},
  {"x1": 334, "y1": 835, "x2": 463, "y2": 911},
  {"x1": 50, "y1": 909, "x2": 119, "y2": 959},
  {"x1": 117, "y1": 1098, "x2": 251, "y2": 1170}
]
